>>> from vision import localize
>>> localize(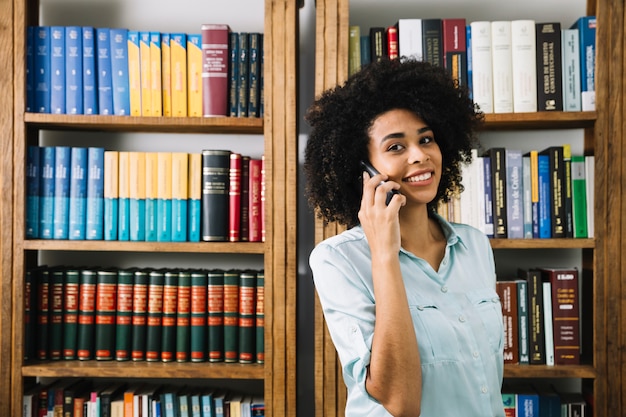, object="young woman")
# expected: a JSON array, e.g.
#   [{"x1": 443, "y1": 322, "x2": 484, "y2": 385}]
[{"x1": 304, "y1": 58, "x2": 505, "y2": 417}]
